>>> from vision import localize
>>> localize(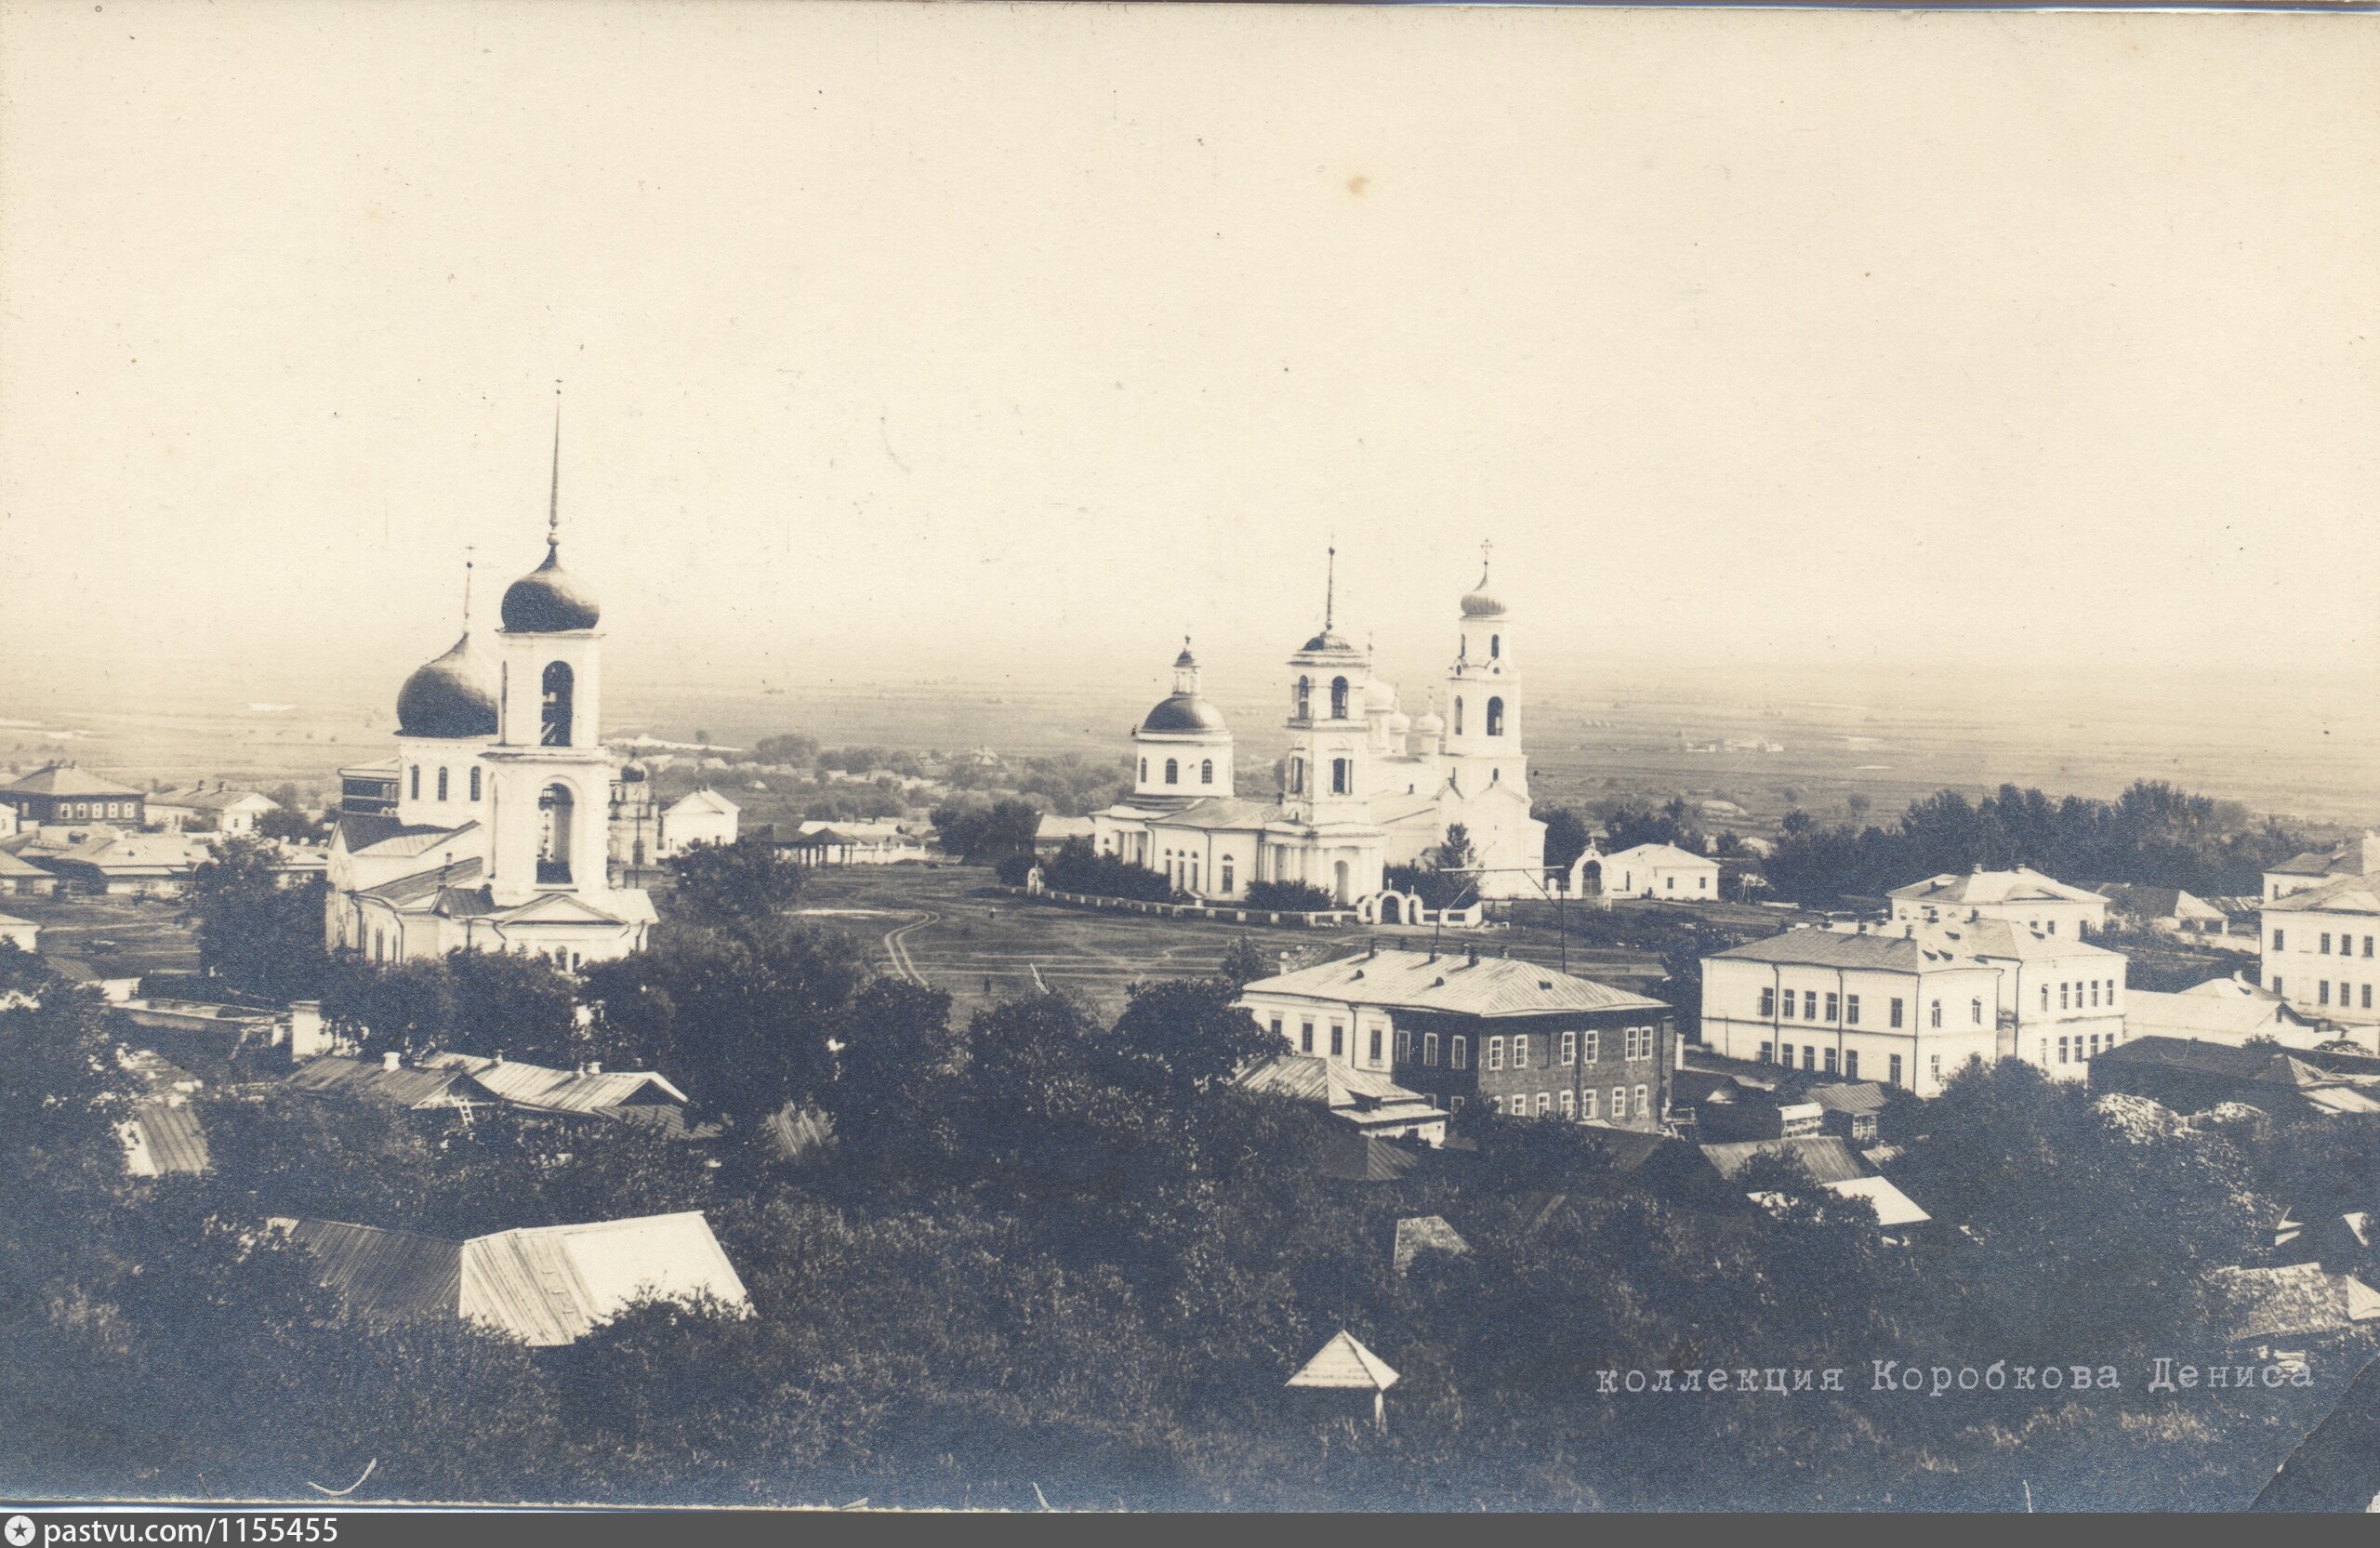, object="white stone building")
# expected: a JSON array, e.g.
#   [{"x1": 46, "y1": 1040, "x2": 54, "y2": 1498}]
[
  {"x1": 1575, "y1": 841, "x2": 1721, "y2": 902},
  {"x1": 2259, "y1": 874, "x2": 2380, "y2": 1052},
  {"x1": 1886, "y1": 866, "x2": 2108, "y2": 937},
  {"x1": 148, "y1": 783, "x2": 279, "y2": 836},
  {"x1": 660, "y1": 788, "x2": 739, "y2": 855},
  {"x1": 2262, "y1": 833, "x2": 2380, "y2": 903},
  {"x1": 1088, "y1": 549, "x2": 1546, "y2": 906}
]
